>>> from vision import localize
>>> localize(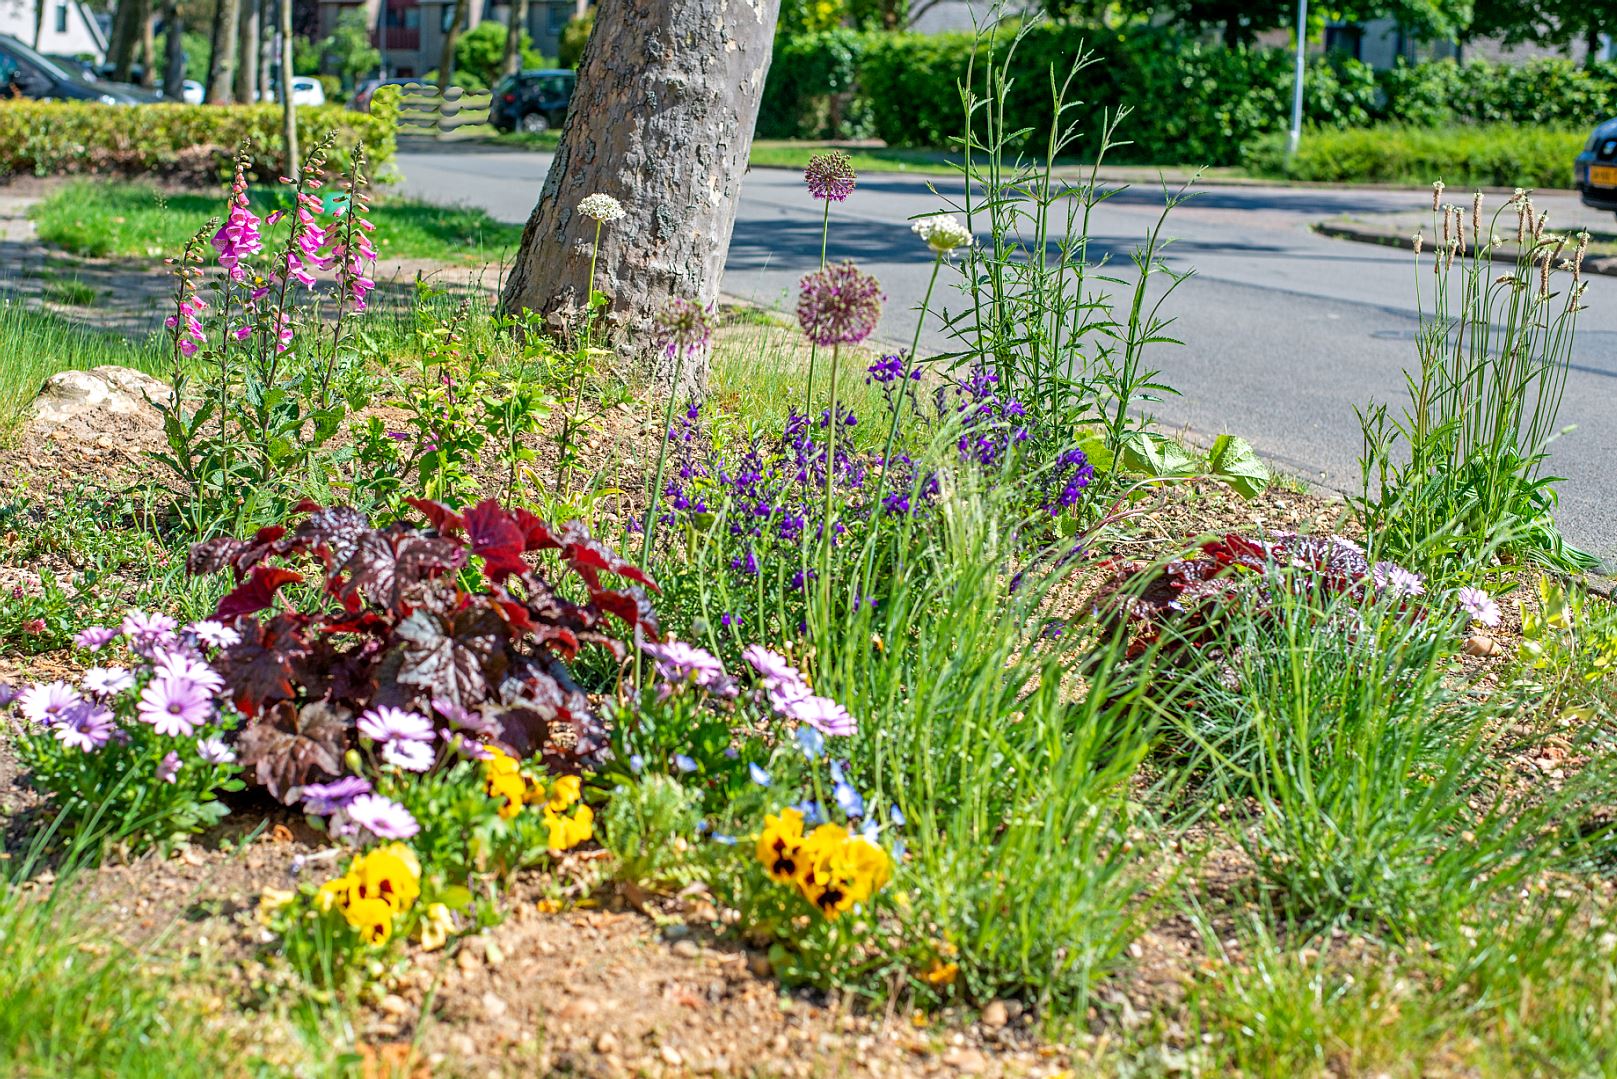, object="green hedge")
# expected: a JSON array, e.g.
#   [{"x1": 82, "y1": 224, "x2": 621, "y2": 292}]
[
  {"x1": 1244, "y1": 124, "x2": 1589, "y2": 189},
  {"x1": 0, "y1": 99, "x2": 397, "y2": 182},
  {"x1": 764, "y1": 22, "x2": 1617, "y2": 166}
]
